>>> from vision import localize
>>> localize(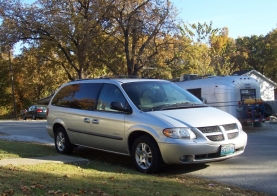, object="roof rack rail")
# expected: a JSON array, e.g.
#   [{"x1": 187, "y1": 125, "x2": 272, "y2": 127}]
[
  {"x1": 99, "y1": 75, "x2": 140, "y2": 79},
  {"x1": 67, "y1": 78, "x2": 94, "y2": 83},
  {"x1": 67, "y1": 75, "x2": 154, "y2": 83}
]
